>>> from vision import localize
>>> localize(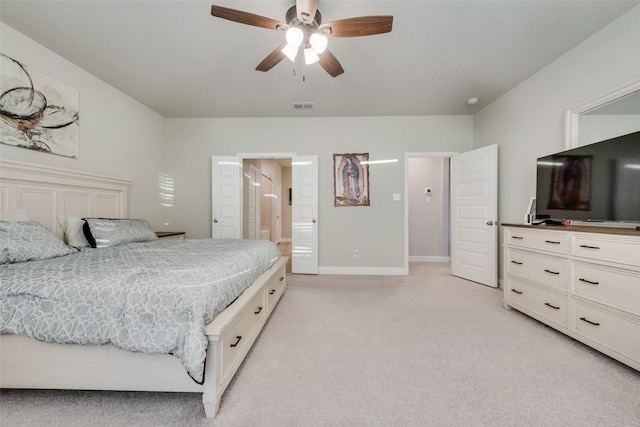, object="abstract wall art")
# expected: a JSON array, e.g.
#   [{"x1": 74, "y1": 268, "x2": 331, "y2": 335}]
[{"x1": 0, "y1": 54, "x2": 79, "y2": 158}]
